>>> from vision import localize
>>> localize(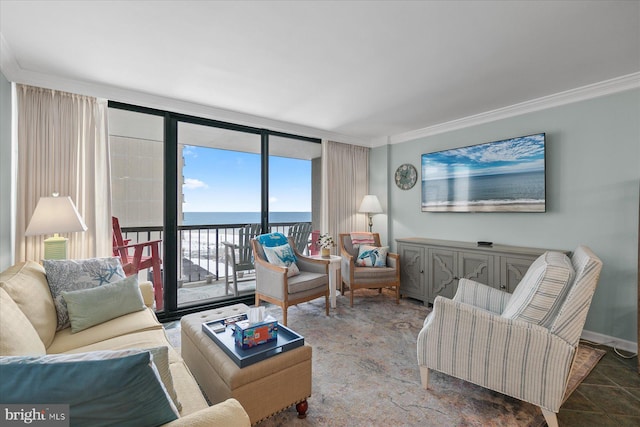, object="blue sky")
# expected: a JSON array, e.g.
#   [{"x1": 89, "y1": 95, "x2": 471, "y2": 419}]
[
  {"x1": 422, "y1": 133, "x2": 545, "y2": 180},
  {"x1": 181, "y1": 146, "x2": 311, "y2": 212}
]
